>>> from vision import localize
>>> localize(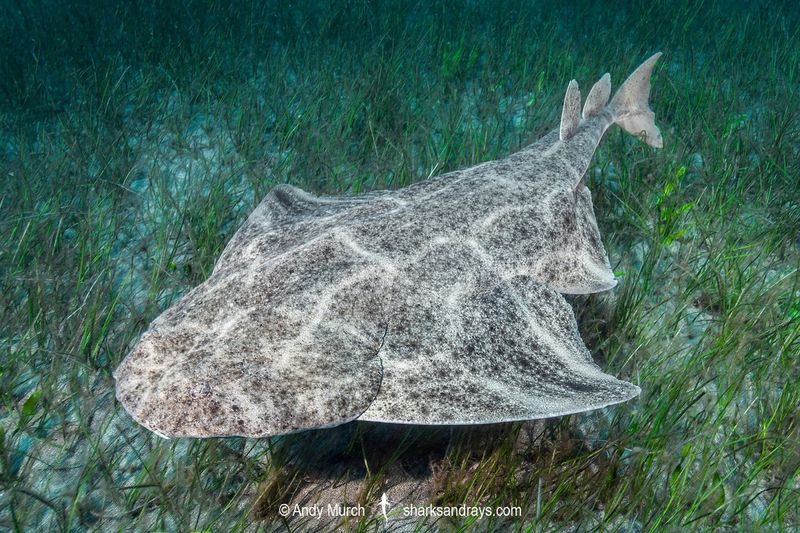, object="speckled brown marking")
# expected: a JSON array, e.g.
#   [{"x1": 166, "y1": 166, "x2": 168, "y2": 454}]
[{"x1": 114, "y1": 54, "x2": 663, "y2": 438}]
